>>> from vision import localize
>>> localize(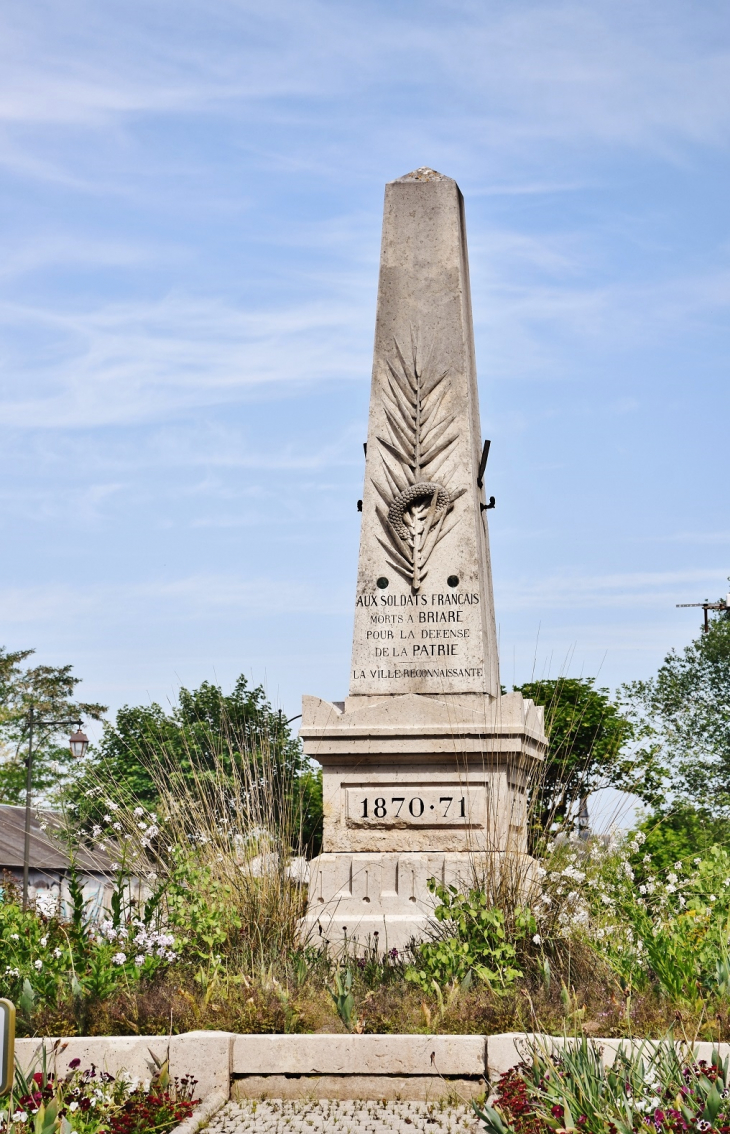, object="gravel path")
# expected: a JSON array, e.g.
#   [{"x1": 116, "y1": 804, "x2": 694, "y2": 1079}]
[{"x1": 208, "y1": 1100, "x2": 481, "y2": 1134}]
